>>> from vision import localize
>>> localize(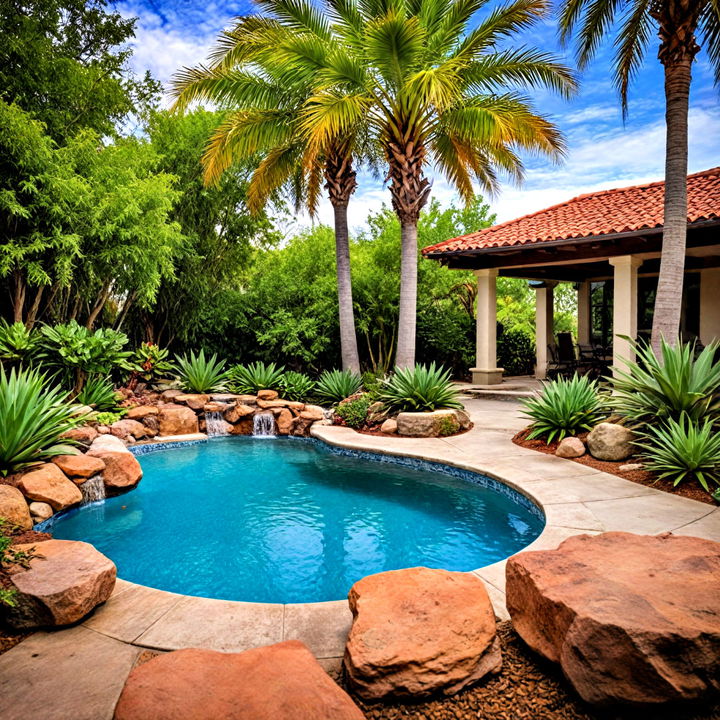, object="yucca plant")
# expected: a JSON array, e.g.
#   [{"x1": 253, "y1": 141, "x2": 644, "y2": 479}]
[
  {"x1": 378, "y1": 364, "x2": 463, "y2": 413},
  {"x1": 280, "y1": 371, "x2": 315, "y2": 402},
  {"x1": 227, "y1": 362, "x2": 286, "y2": 394},
  {"x1": 174, "y1": 350, "x2": 229, "y2": 393},
  {"x1": 0, "y1": 366, "x2": 83, "y2": 476},
  {"x1": 74, "y1": 376, "x2": 120, "y2": 412},
  {"x1": 611, "y1": 338, "x2": 720, "y2": 426},
  {"x1": 315, "y1": 369, "x2": 363, "y2": 404},
  {"x1": 523, "y1": 374, "x2": 605, "y2": 443},
  {"x1": 0, "y1": 320, "x2": 40, "y2": 366},
  {"x1": 635, "y1": 414, "x2": 720, "y2": 496}
]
